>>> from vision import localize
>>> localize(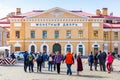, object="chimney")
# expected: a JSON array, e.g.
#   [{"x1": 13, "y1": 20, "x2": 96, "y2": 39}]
[
  {"x1": 16, "y1": 8, "x2": 21, "y2": 15},
  {"x1": 102, "y1": 8, "x2": 108, "y2": 16},
  {"x1": 96, "y1": 9, "x2": 101, "y2": 15}
]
